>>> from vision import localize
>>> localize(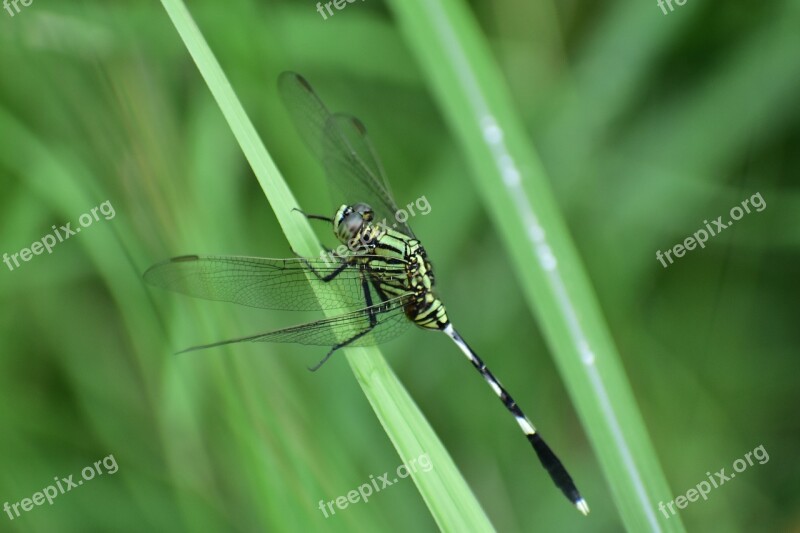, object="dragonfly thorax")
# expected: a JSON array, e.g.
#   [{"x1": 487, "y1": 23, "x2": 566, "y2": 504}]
[{"x1": 333, "y1": 201, "x2": 449, "y2": 331}]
